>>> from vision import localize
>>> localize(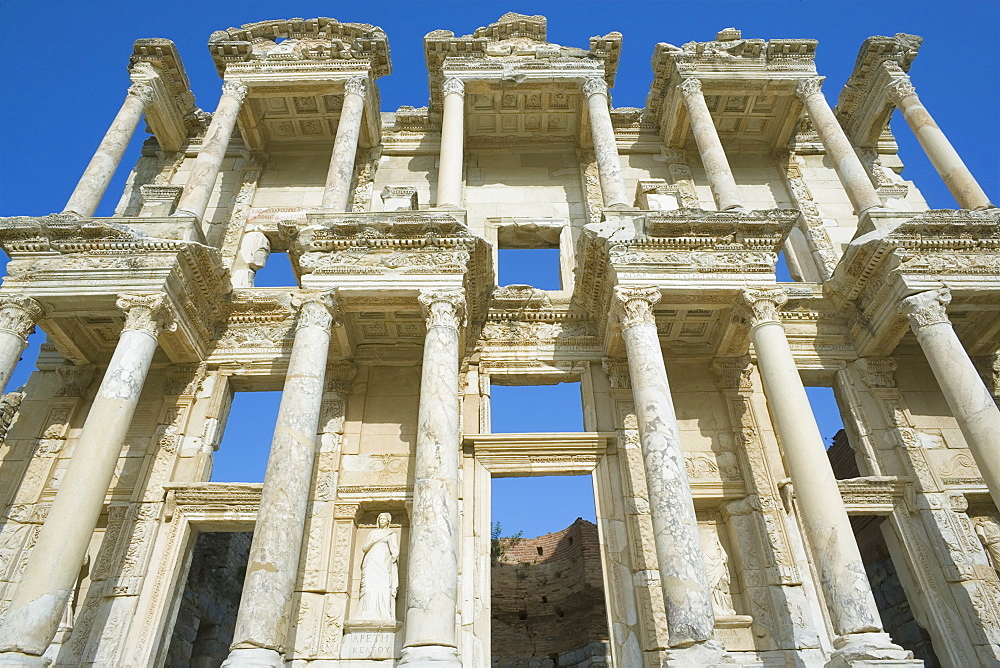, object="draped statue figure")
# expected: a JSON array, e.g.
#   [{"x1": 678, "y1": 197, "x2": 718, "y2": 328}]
[{"x1": 357, "y1": 512, "x2": 400, "y2": 621}]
